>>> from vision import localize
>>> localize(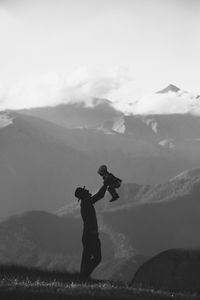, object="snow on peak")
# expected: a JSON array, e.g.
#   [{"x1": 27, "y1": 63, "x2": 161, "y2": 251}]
[
  {"x1": 112, "y1": 116, "x2": 126, "y2": 134},
  {"x1": 133, "y1": 85, "x2": 200, "y2": 116},
  {"x1": 0, "y1": 113, "x2": 13, "y2": 128},
  {"x1": 159, "y1": 139, "x2": 175, "y2": 150},
  {"x1": 142, "y1": 118, "x2": 158, "y2": 133}
]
